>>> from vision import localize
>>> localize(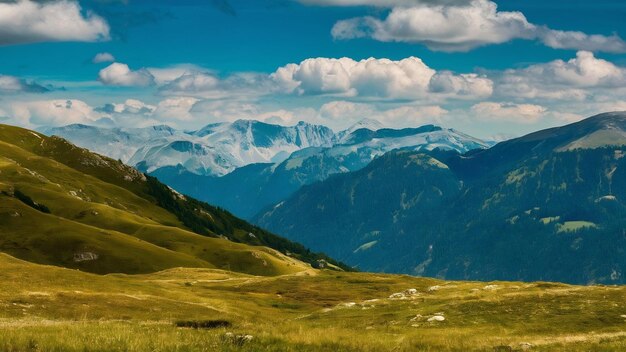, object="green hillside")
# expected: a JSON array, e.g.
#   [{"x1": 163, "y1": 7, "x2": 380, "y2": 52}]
[
  {"x1": 256, "y1": 113, "x2": 626, "y2": 284},
  {"x1": 1, "y1": 252, "x2": 626, "y2": 351},
  {"x1": 0, "y1": 124, "x2": 343, "y2": 275}
]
